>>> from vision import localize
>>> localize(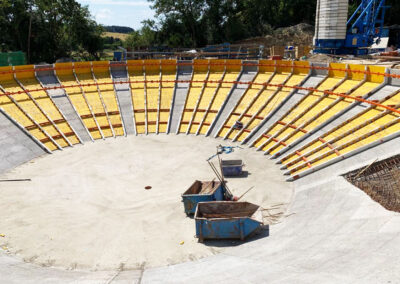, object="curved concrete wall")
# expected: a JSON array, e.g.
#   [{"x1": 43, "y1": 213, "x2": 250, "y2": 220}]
[{"x1": 0, "y1": 60, "x2": 399, "y2": 282}]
